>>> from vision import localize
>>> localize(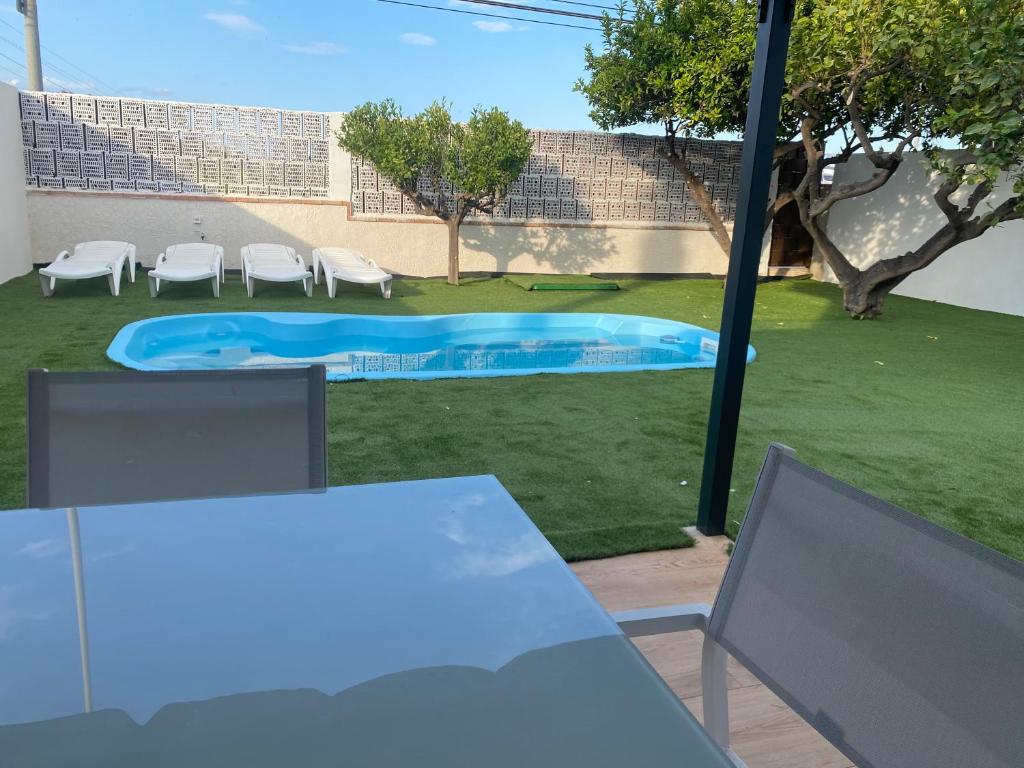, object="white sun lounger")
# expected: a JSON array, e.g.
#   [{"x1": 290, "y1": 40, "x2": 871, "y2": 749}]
[
  {"x1": 241, "y1": 244, "x2": 314, "y2": 298},
  {"x1": 38, "y1": 241, "x2": 136, "y2": 297},
  {"x1": 148, "y1": 243, "x2": 225, "y2": 298},
  {"x1": 313, "y1": 247, "x2": 393, "y2": 299}
]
